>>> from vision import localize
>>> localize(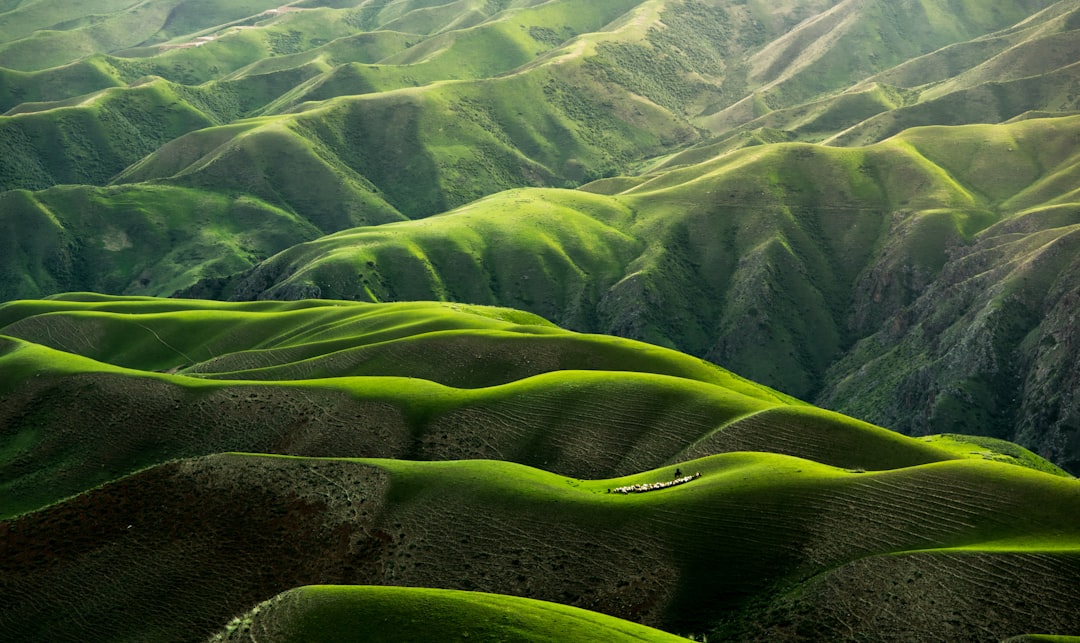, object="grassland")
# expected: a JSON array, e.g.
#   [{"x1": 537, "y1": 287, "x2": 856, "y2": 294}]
[
  {"x1": 2, "y1": 449, "x2": 1077, "y2": 641},
  {"x1": 4, "y1": 0, "x2": 1070, "y2": 229},
  {"x1": 3, "y1": 2, "x2": 1080, "y2": 640},
  {"x1": 14, "y1": 293, "x2": 1063, "y2": 519},
  {"x1": 0, "y1": 182, "x2": 328, "y2": 301},
  {"x1": 194, "y1": 114, "x2": 1080, "y2": 471},
  {"x1": 1, "y1": 295, "x2": 1075, "y2": 641},
  {"x1": 3, "y1": 1, "x2": 1076, "y2": 362}
]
